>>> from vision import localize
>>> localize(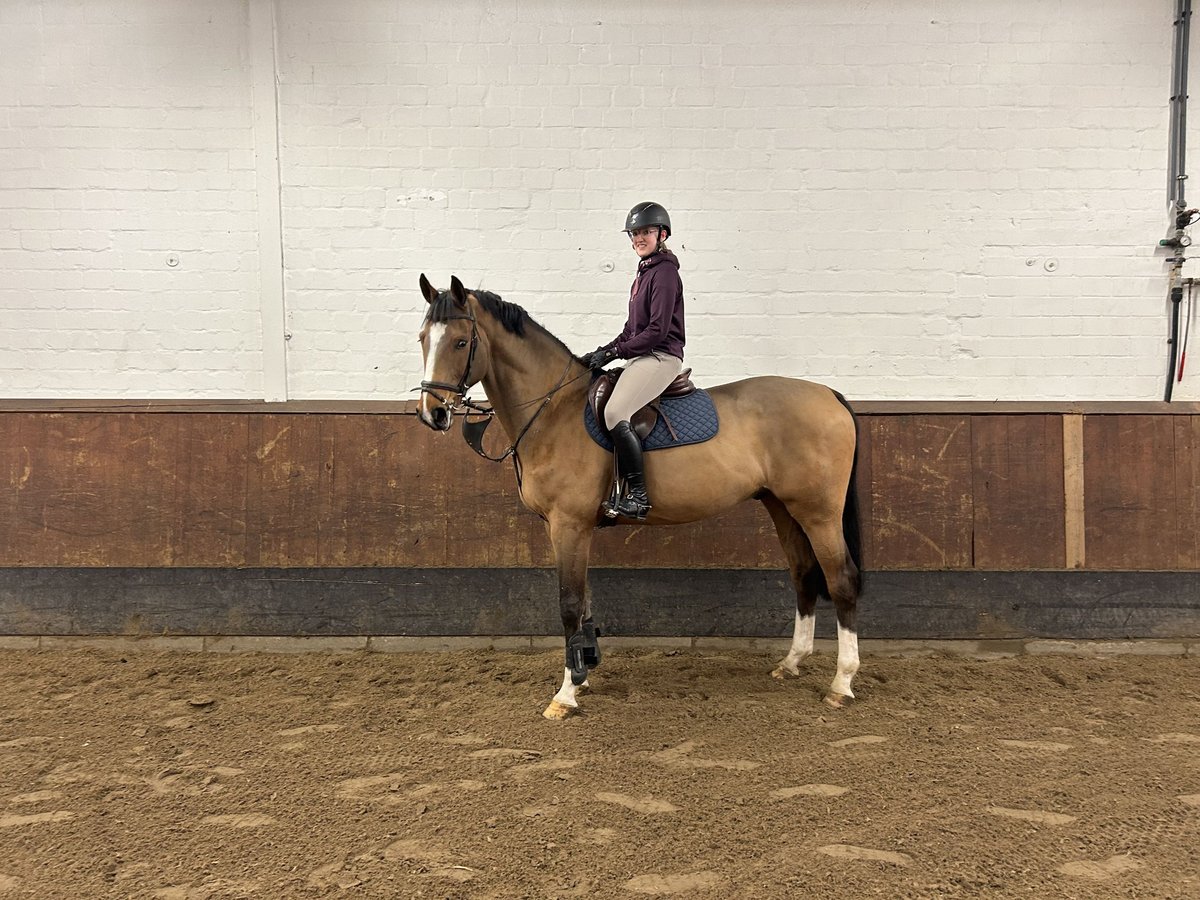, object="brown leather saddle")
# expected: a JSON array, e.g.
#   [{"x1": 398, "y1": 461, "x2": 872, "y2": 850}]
[{"x1": 587, "y1": 367, "x2": 696, "y2": 440}]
